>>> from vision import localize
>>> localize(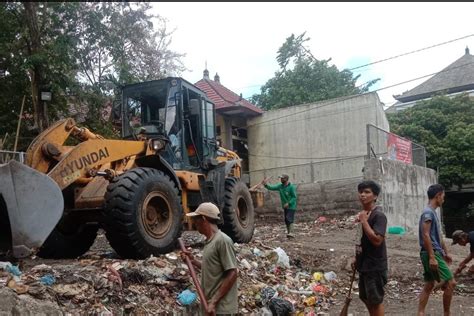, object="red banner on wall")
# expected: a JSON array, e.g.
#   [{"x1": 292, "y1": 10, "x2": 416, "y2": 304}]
[{"x1": 387, "y1": 133, "x2": 412, "y2": 164}]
